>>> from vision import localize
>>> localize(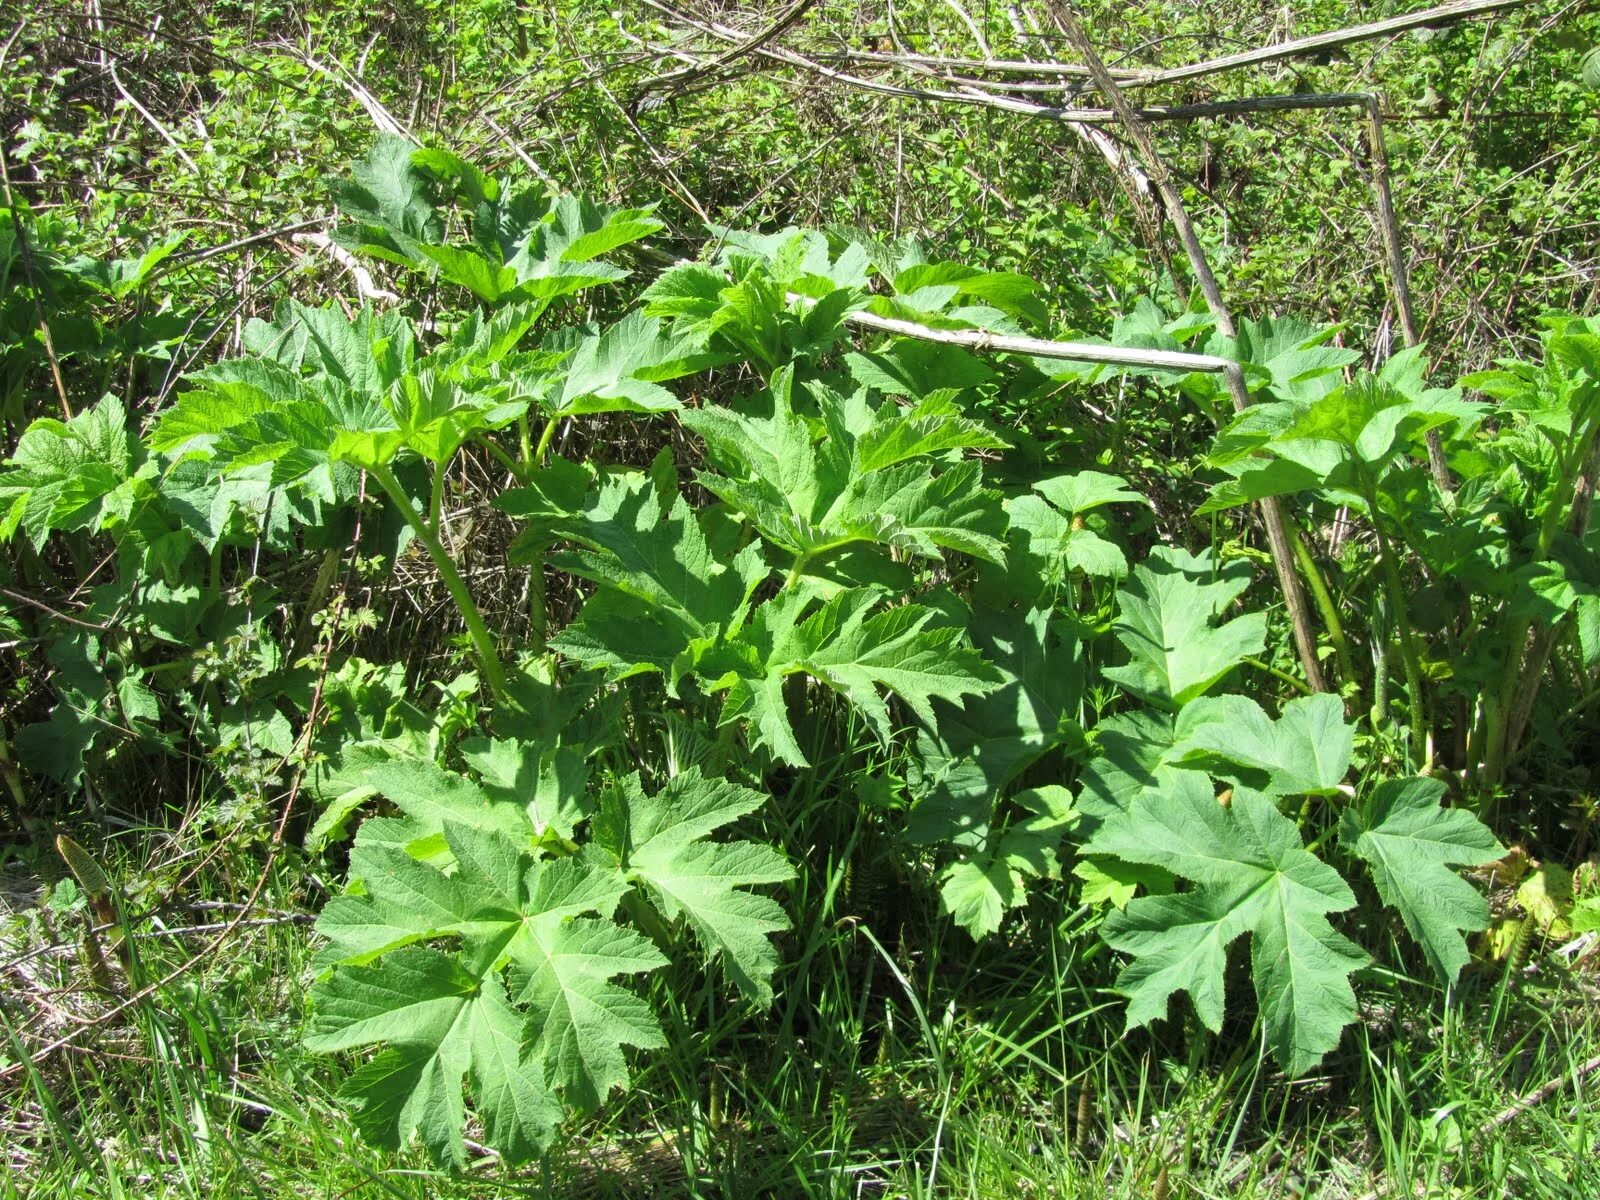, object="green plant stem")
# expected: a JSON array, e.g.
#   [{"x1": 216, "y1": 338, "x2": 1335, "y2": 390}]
[
  {"x1": 0, "y1": 734, "x2": 31, "y2": 827},
  {"x1": 534, "y1": 415, "x2": 561, "y2": 466},
  {"x1": 1242, "y1": 656, "x2": 1313, "y2": 696},
  {"x1": 427, "y1": 460, "x2": 445, "y2": 535},
  {"x1": 368, "y1": 463, "x2": 508, "y2": 696},
  {"x1": 1483, "y1": 421, "x2": 1600, "y2": 792},
  {"x1": 489, "y1": 430, "x2": 546, "y2": 646},
  {"x1": 528, "y1": 559, "x2": 547, "y2": 654},
  {"x1": 783, "y1": 552, "x2": 811, "y2": 592},
  {"x1": 1478, "y1": 422, "x2": 1593, "y2": 790},
  {"x1": 1370, "y1": 601, "x2": 1390, "y2": 733},
  {"x1": 782, "y1": 536, "x2": 868, "y2": 591},
  {"x1": 292, "y1": 545, "x2": 343, "y2": 660},
  {"x1": 517, "y1": 413, "x2": 533, "y2": 468},
  {"x1": 1366, "y1": 488, "x2": 1428, "y2": 768},
  {"x1": 621, "y1": 889, "x2": 674, "y2": 956},
  {"x1": 1286, "y1": 520, "x2": 1353, "y2": 689},
  {"x1": 483, "y1": 437, "x2": 531, "y2": 485}
]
